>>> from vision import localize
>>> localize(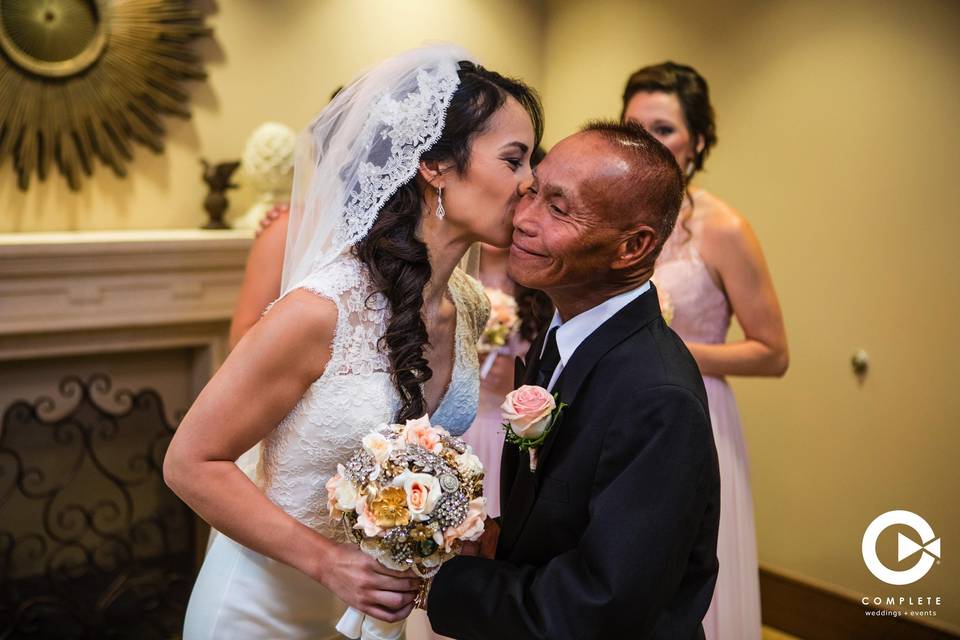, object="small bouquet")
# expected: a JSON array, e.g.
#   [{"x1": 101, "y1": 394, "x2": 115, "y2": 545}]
[
  {"x1": 478, "y1": 287, "x2": 520, "y2": 354},
  {"x1": 329, "y1": 416, "x2": 486, "y2": 640},
  {"x1": 659, "y1": 289, "x2": 674, "y2": 325},
  {"x1": 651, "y1": 278, "x2": 674, "y2": 325},
  {"x1": 501, "y1": 385, "x2": 567, "y2": 472}
]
